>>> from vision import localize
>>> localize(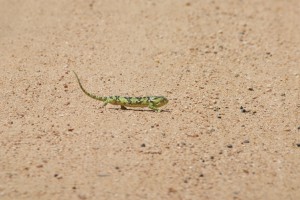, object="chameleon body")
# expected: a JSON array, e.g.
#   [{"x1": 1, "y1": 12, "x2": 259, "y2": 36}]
[{"x1": 73, "y1": 72, "x2": 168, "y2": 112}]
